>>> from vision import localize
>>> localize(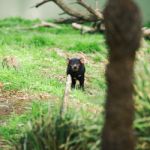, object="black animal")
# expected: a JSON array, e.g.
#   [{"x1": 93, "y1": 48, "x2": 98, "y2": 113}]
[{"x1": 67, "y1": 58, "x2": 85, "y2": 90}]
